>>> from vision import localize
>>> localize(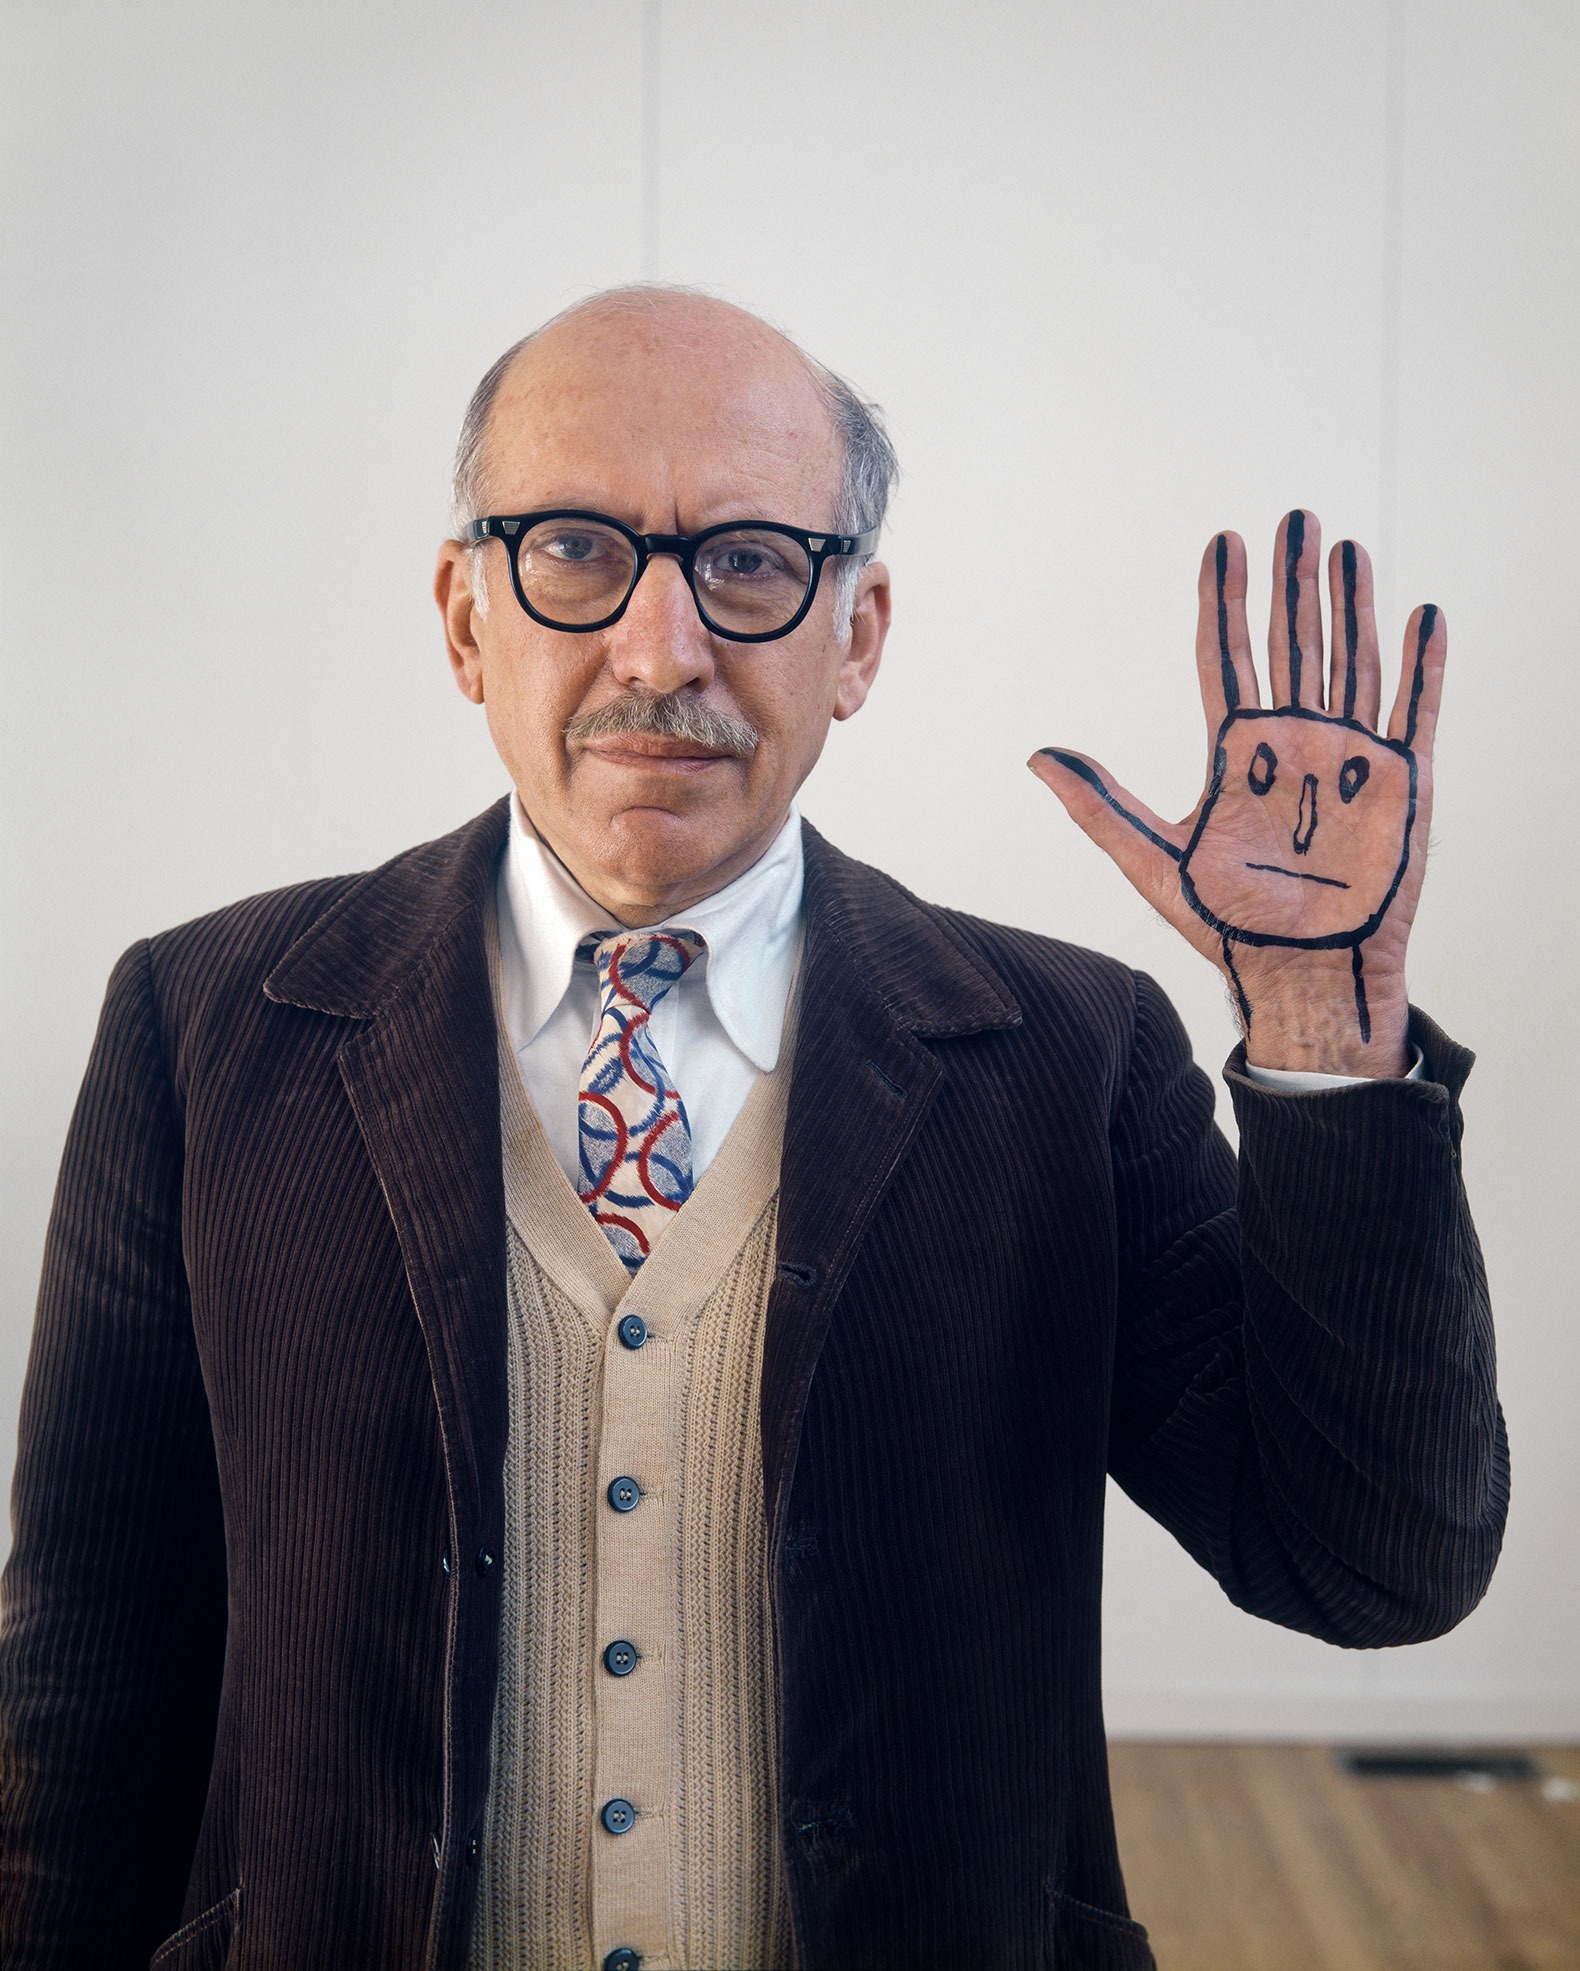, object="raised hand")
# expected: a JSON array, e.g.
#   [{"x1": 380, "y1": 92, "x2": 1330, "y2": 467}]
[{"x1": 1030, "y1": 513, "x2": 1446, "y2": 1076}]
